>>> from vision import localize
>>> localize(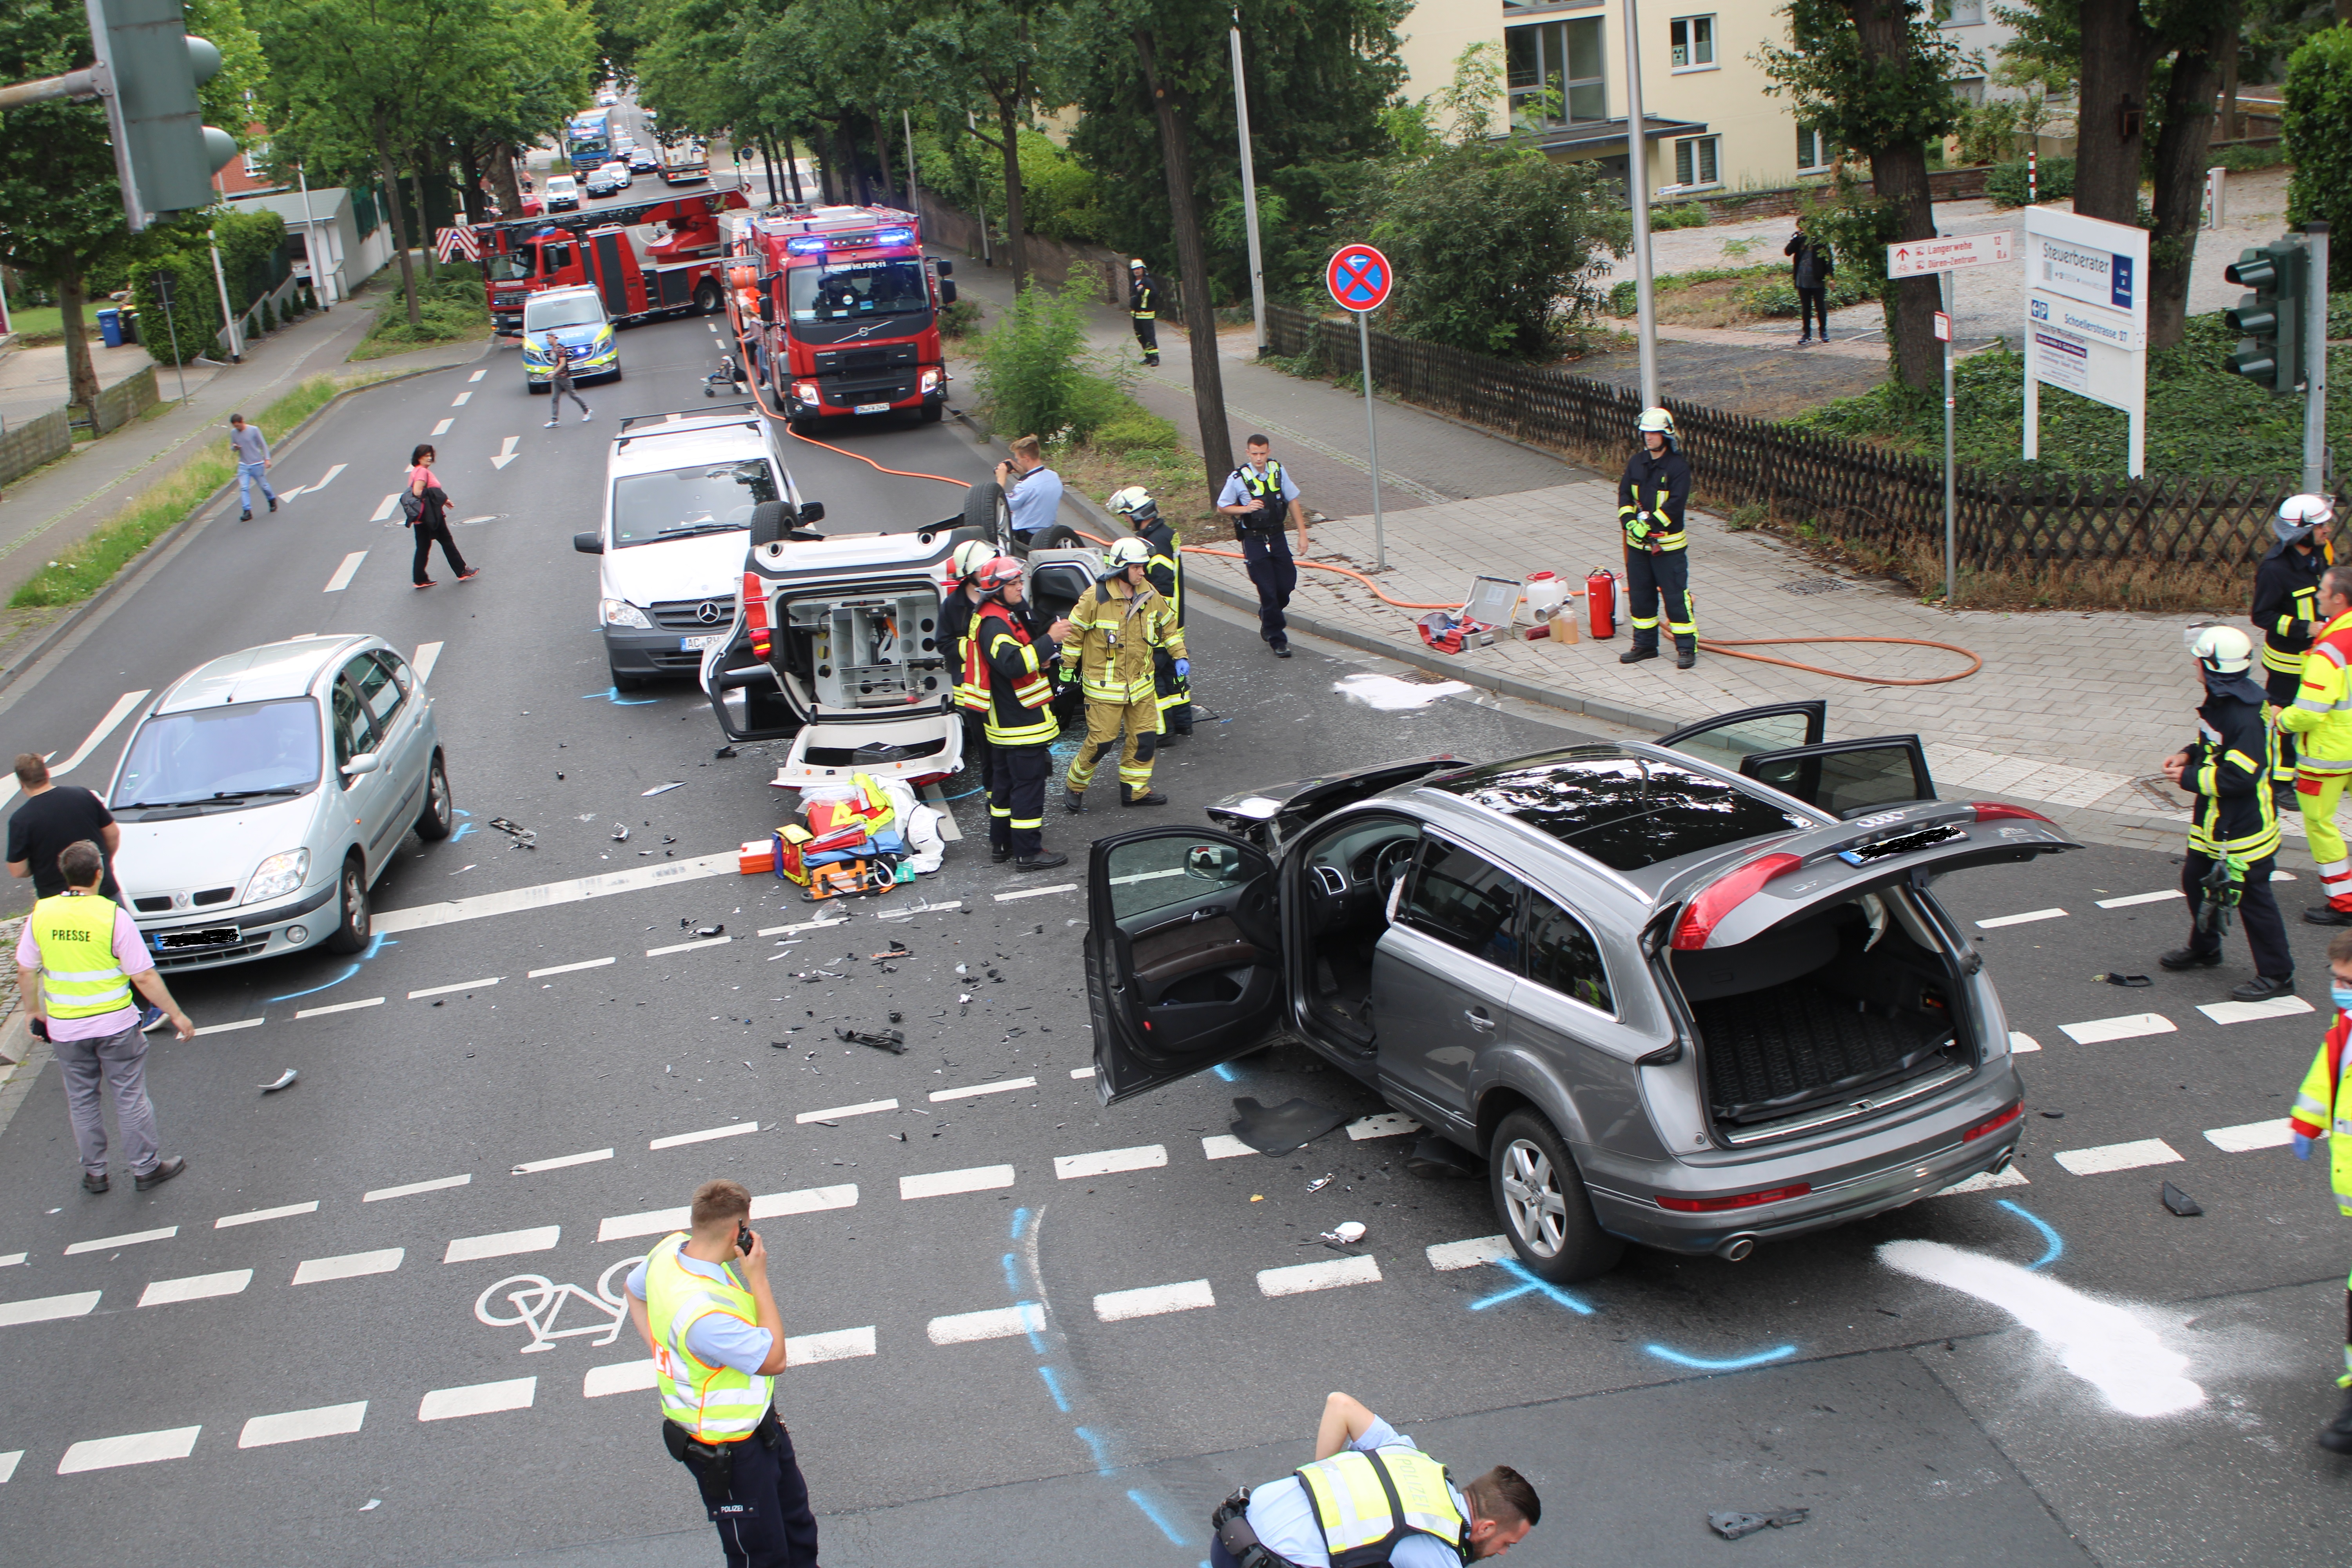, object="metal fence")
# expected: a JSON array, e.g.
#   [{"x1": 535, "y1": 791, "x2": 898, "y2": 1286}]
[{"x1": 1265, "y1": 304, "x2": 2333, "y2": 568}]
